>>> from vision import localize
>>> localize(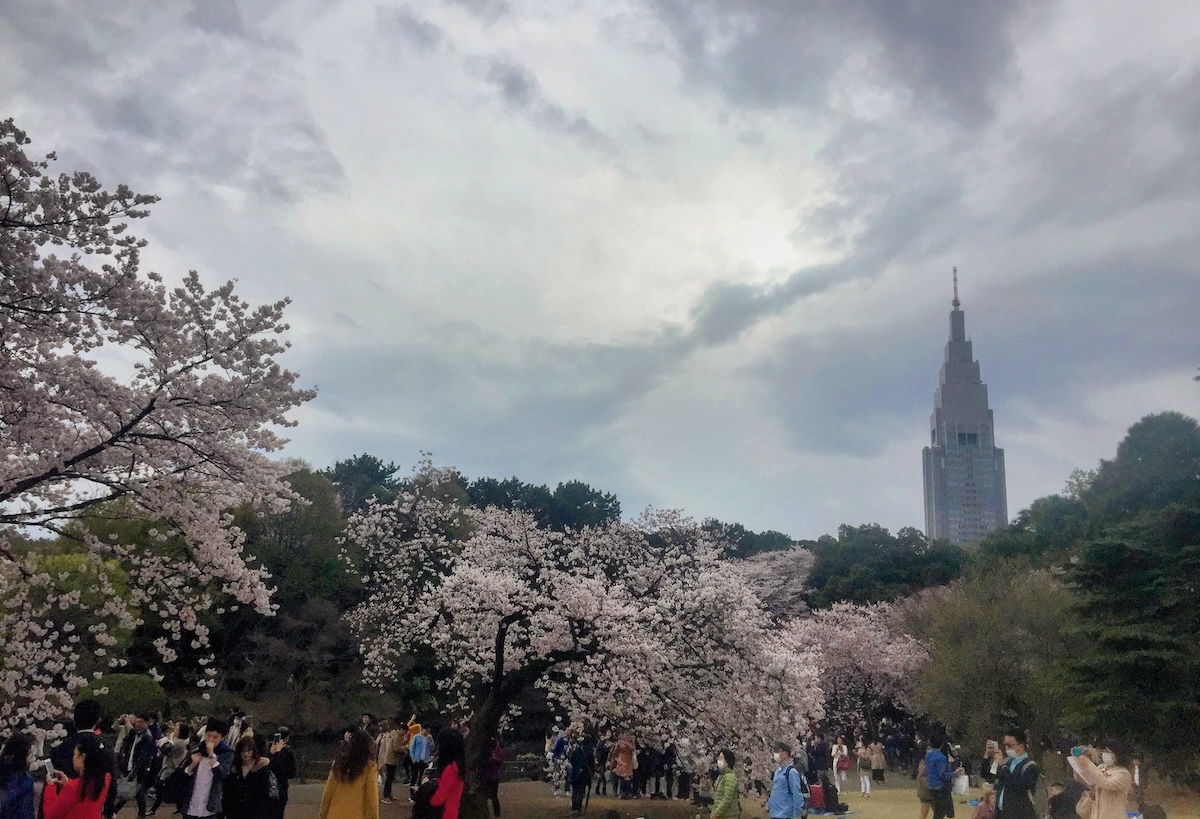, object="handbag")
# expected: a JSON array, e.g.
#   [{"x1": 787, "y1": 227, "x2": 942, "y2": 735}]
[
  {"x1": 117, "y1": 775, "x2": 139, "y2": 801},
  {"x1": 1075, "y1": 791, "x2": 1092, "y2": 819},
  {"x1": 267, "y1": 769, "x2": 281, "y2": 801},
  {"x1": 836, "y1": 757, "x2": 851, "y2": 771}
]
